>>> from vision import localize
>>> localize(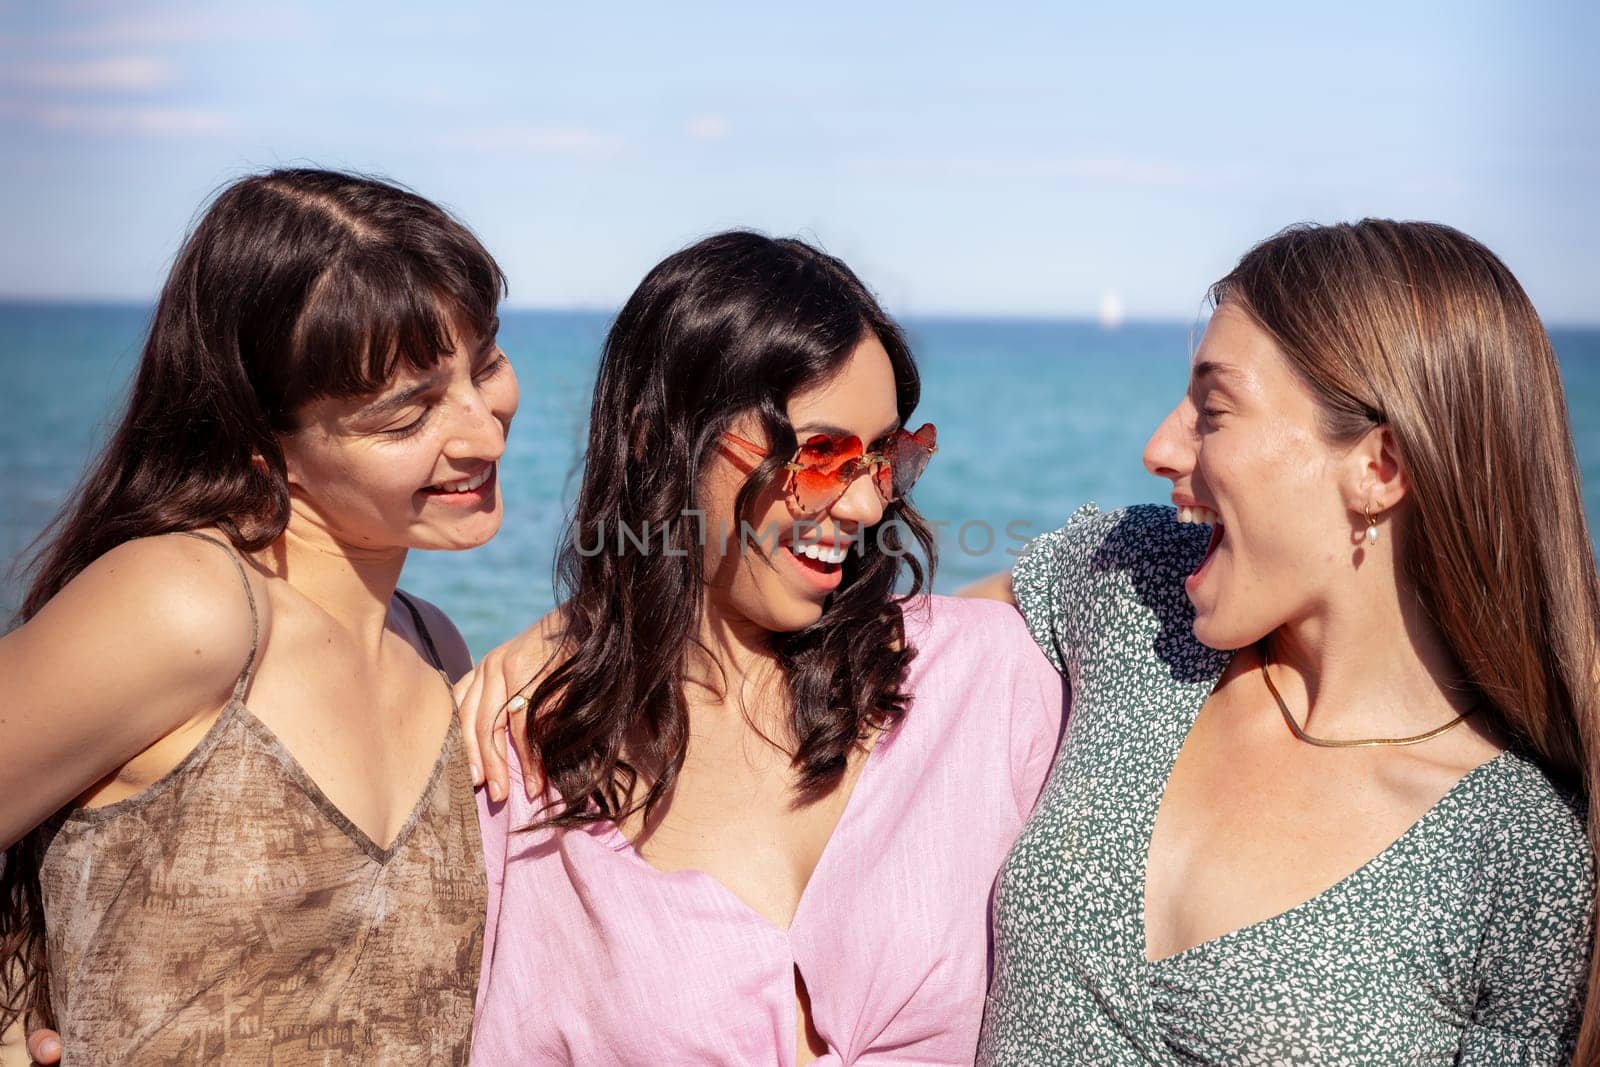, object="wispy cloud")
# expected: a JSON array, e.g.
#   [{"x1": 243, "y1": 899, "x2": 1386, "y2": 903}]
[
  {"x1": 685, "y1": 115, "x2": 731, "y2": 143},
  {"x1": 27, "y1": 103, "x2": 234, "y2": 136},
  {"x1": 444, "y1": 123, "x2": 625, "y2": 160},
  {"x1": 49, "y1": 8, "x2": 303, "y2": 47},
  {"x1": 6, "y1": 57, "x2": 173, "y2": 92},
  {"x1": 849, "y1": 154, "x2": 1205, "y2": 187}
]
